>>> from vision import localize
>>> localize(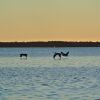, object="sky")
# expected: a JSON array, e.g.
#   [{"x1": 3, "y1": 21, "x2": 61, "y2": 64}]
[{"x1": 0, "y1": 0, "x2": 100, "y2": 42}]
